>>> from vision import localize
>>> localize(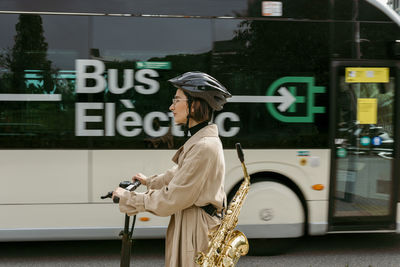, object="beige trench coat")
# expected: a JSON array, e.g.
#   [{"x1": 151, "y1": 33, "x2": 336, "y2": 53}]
[{"x1": 118, "y1": 124, "x2": 226, "y2": 267}]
